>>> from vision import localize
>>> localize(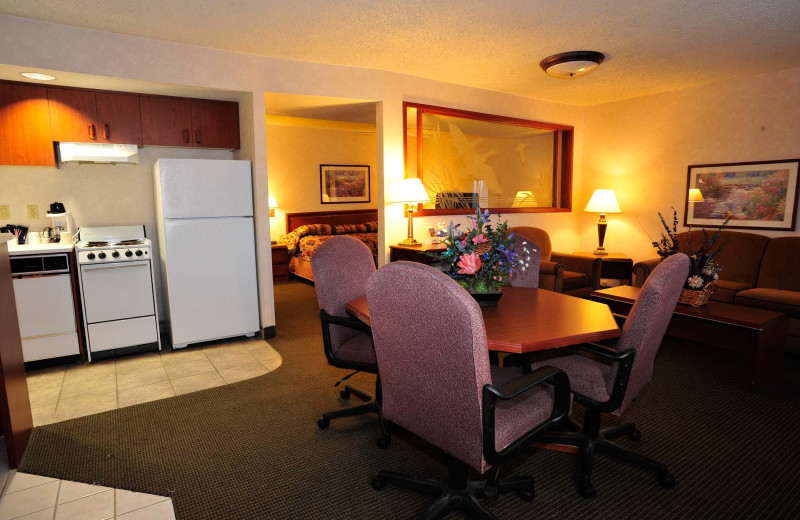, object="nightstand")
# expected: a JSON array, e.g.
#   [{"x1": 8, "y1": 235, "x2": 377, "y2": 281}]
[
  {"x1": 271, "y1": 244, "x2": 290, "y2": 282},
  {"x1": 573, "y1": 252, "x2": 633, "y2": 286},
  {"x1": 389, "y1": 244, "x2": 446, "y2": 264}
]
